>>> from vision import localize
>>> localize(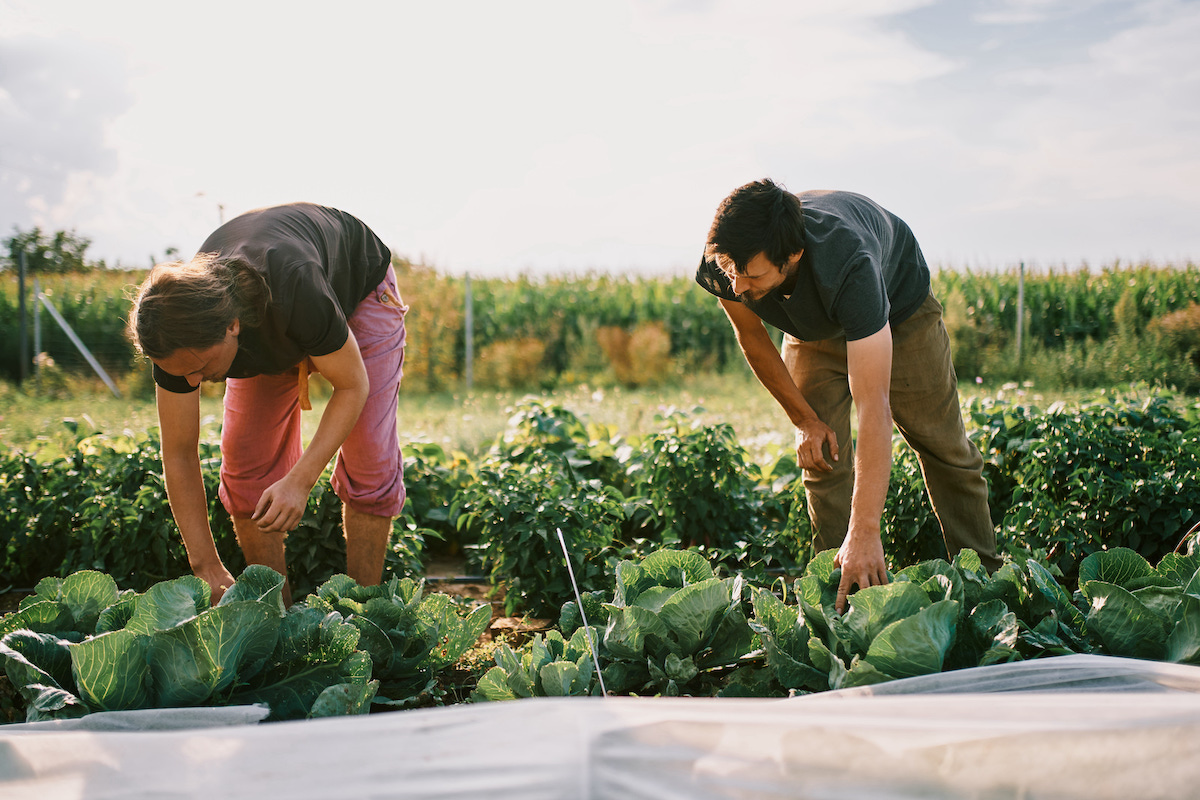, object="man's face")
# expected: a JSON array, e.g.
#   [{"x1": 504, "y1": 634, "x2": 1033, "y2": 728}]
[
  {"x1": 718, "y1": 251, "x2": 802, "y2": 302},
  {"x1": 152, "y1": 320, "x2": 240, "y2": 387}
]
